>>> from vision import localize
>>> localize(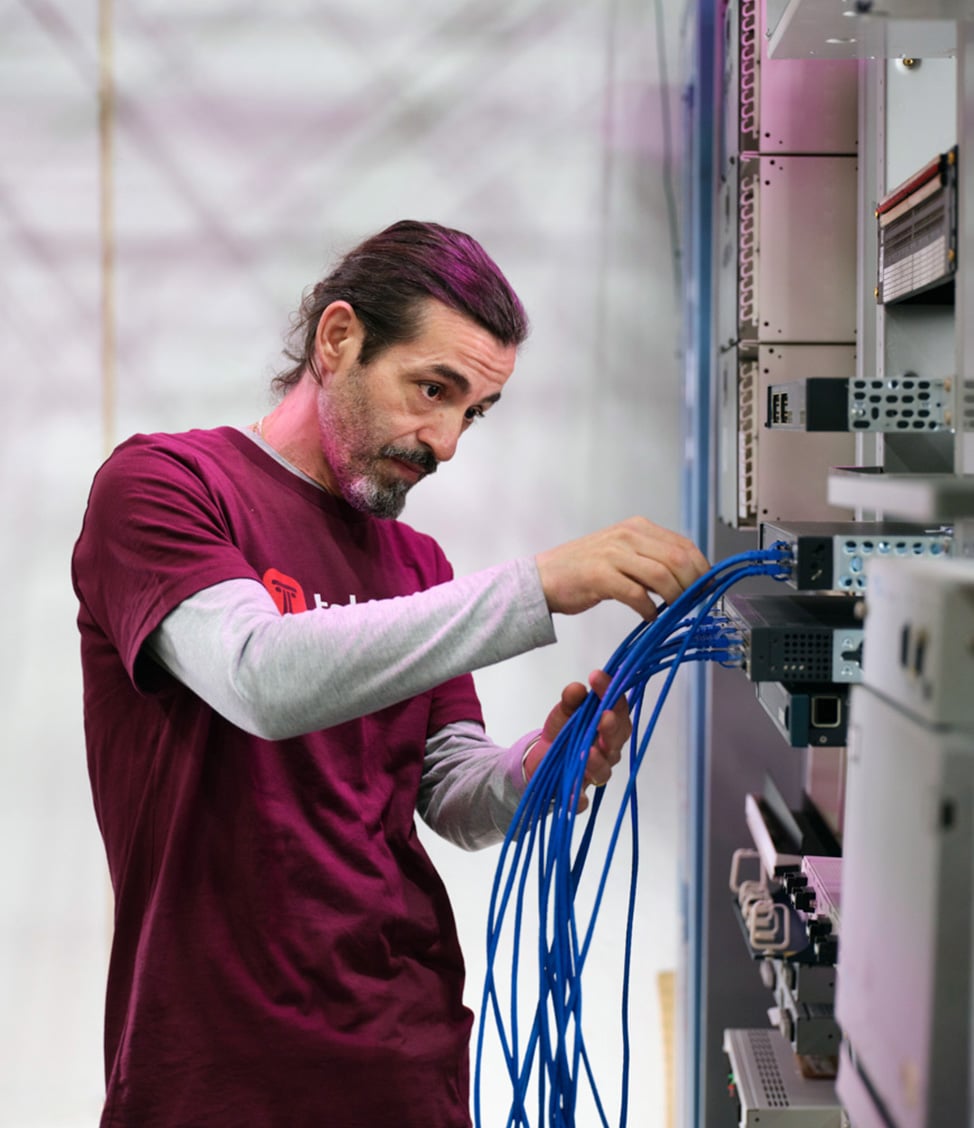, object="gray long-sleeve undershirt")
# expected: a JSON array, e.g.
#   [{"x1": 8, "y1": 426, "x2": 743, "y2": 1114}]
[{"x1": 147, "y1": 559, "x2": 555, "y2": 848}]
